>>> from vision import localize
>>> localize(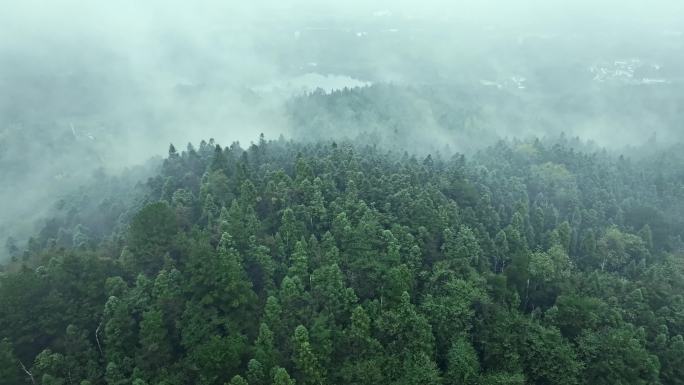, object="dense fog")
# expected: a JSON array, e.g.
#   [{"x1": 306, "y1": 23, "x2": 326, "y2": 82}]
[{"x1": 1, "y1": 1, "x2": 683, "y2": 254}]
